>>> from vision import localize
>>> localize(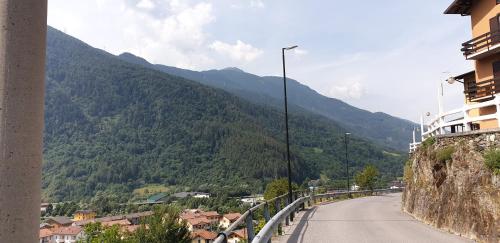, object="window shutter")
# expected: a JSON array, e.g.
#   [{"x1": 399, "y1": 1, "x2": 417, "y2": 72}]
[{"x1": 490, "y1": 15, "x2": 500, "y2": 32}]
